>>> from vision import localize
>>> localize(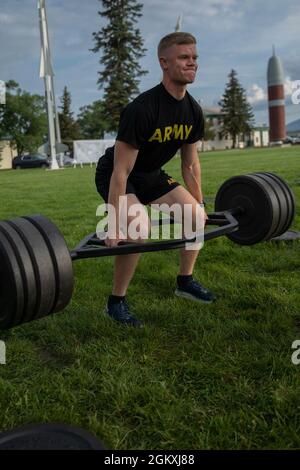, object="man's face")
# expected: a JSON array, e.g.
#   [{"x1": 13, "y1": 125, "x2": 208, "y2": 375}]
[{"x1": 160, "y1": 43, "x2": 198, "y2": 85}]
